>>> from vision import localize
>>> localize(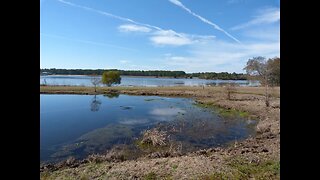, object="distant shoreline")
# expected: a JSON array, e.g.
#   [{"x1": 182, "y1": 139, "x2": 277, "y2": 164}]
[
  {"x1": 40, "y1": 74, "x2": 192, "y2": 79},
  {"x1": 40, "y1": 75, "x2": 252, "y2": 81}
]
